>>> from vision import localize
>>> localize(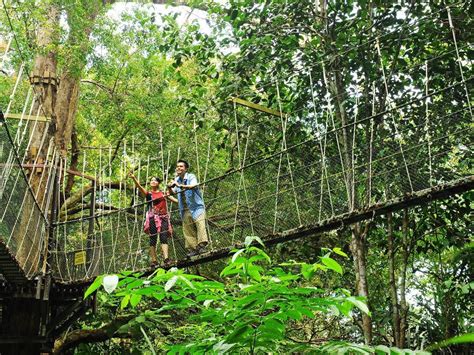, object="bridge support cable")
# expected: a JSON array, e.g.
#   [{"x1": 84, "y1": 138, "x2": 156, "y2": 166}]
[
  {"x1": 80, "y1": 150, "x2": 88, "y2": 277},
  {"x1": 321, "y1": 63, "x2": 353, "y2": 211},
  {"x1": 272, "y1": 138, "x2": 284, "y2": 234},
  {"x1": 231, "y1": 102, "x2": 254, "y2": 243},
  {"x1": 447, "y1": 7, "x2": 473, "y2": 119},
  {"x1": 351, "y1": 94, "x2": 359, "y2": 210},
  {"x1": 193, "y1": 119, "x2": 214, "y2": 250},
  {"x1": 375, "y1": 37, "x2": 414, "y2": 194},
  {"x1": 309, "y1": 71, "x2": 334, "y2": 220},
  {"x1": 424, "y1": 62, "x2": 433, "y2": 186},
  {"x1": 5, "y1": 121, "x2": 49, "y2": 254},
  {"x1": 367, "y1": 83, "x2": 376, "y2": 205},
  {"x1": 276, "y1": 80, "x2": 302, "y2": 227}
]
